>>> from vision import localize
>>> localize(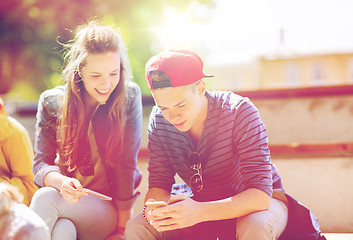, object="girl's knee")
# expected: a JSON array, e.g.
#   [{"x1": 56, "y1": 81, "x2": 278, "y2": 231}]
[
  {"x1": 32, "y1": 187, "x2": 60, "y2": 202},
  {"x1": 30, "y1": 187, "x2": 61, "y2": 211},
  {"x1": 52, "y1": 218, "x2": 77, "y2": 240}
]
